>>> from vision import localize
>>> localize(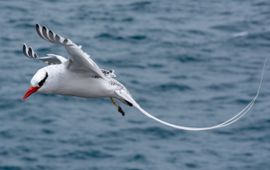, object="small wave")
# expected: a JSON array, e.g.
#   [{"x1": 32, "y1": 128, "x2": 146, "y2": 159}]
[
  {"x1": 211, "y1": 24, "x2": 240, "y2": 32},
  {"x1": 101, "y1": 59, "x2": 145, "y2": 69},
  {"x1": 253, "y1": 1, "x2": 269, "y2": 6},
  {"x1": 234, "y1": 98, "x2": 250, "y2": 105},
  {"x1": 0, "y1": 165, "x2": 22, "y2": 170},
  {"x1": 62, "y1": 150, "x2": 113, "y2": 160},
  {"x1": 232, "y1": 31, "x2": 249, "y2": 37},
  {"x1": 246, "y1": 31, "x2": 270, "y2": 41},
  {"x1": 4, "y1": 5, "x2": 27, "y2": 13},
  {"x1": 124, "y1": 127, "x2": 177, "y2": 139},
  {"x1": 185, "y1": 162, "x2": 198, "y2": 168},
  {"x1": 125, "y1": 153, "x2": 147, "y2": 163},
  {"x1": 187, "y1": 29, "x2": 208, "y2": 36},
  {"x1": 171, "y1": 54, "x2": 205, "y2": 63},
  {"x1": 95, "y1": 33, "x2": 147, "y2": 42},
  {"x1": 147, "y1": 63, "x2": 164, "y2": 68},
  {"x1": 206, "y1": 82, "x2": 236, "y2": 91},
  {"x1": 128, "y1": 1, "x2": 151, "y2": 11},
  {"x1": 121, "y1": 17, "x2": 134, "y2": 22},
  {"x1": 12, "y1": 22, "x2": 33, "y2": 29},
  {"x1": 41, "y1": 128, "x2": 54, "y2": 135},
  {"x1": 95, "y1": 33, "x2": 124, "y2": 41},
  {"x1": 128, "y1": 35, "x2": 147, "y2": 40},
  {"x1": 235, "y1": 119, "x2": 270, "y2": 134},
  {"x1": 0, "y1": 130, "x2": 14, "y2": 139},
  {"x1": 154, "y1": 83, "x2": 192, "y2": 92}
]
